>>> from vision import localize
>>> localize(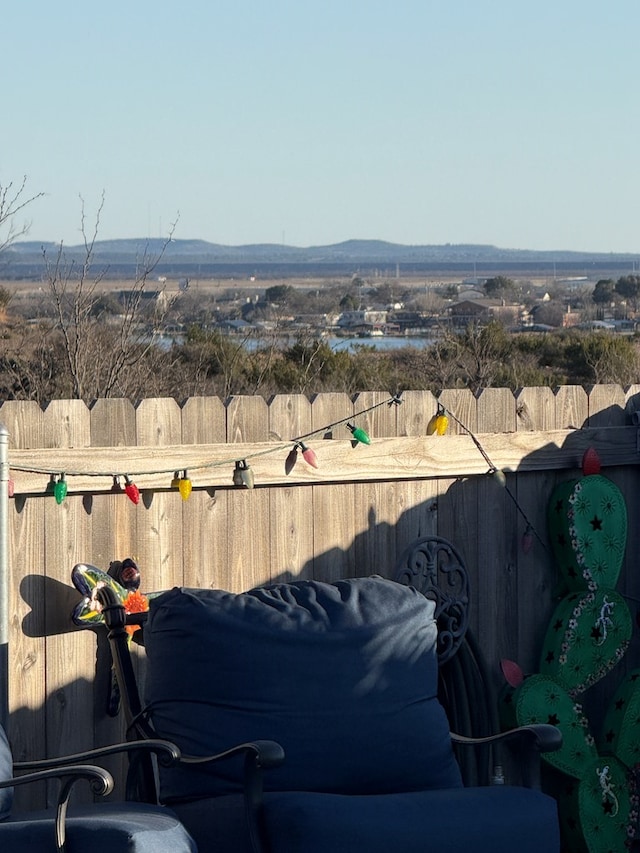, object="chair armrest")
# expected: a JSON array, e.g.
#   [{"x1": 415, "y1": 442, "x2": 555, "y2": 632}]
[
  {"x1": 2, "y1": 762, "x2": 113, "y2": 795},
  {"x1": 14, "y1": 738, "x2": 182, "y2": 772},
  {"x1": 451, "y1": 723, "x2": 562, "y2": 789},
  {"x1": 178, "y1": 739, "x2": 285, "y2": 770},
  {"x1": 179, "y1": 740, "x2": 285, "y2": 853},
  {"x1": 3, "y1": 764, "x2": 113, "y2": 853}
]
